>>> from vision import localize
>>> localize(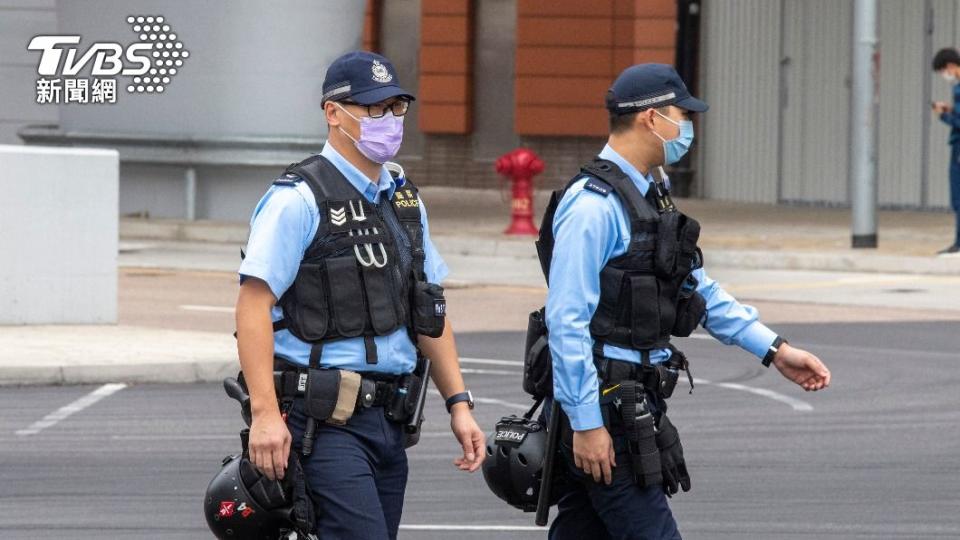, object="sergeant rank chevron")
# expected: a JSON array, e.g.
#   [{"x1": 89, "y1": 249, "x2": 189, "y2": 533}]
[{"x1": 330, "y1": 206, "x2": 347, "y2": 226}]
